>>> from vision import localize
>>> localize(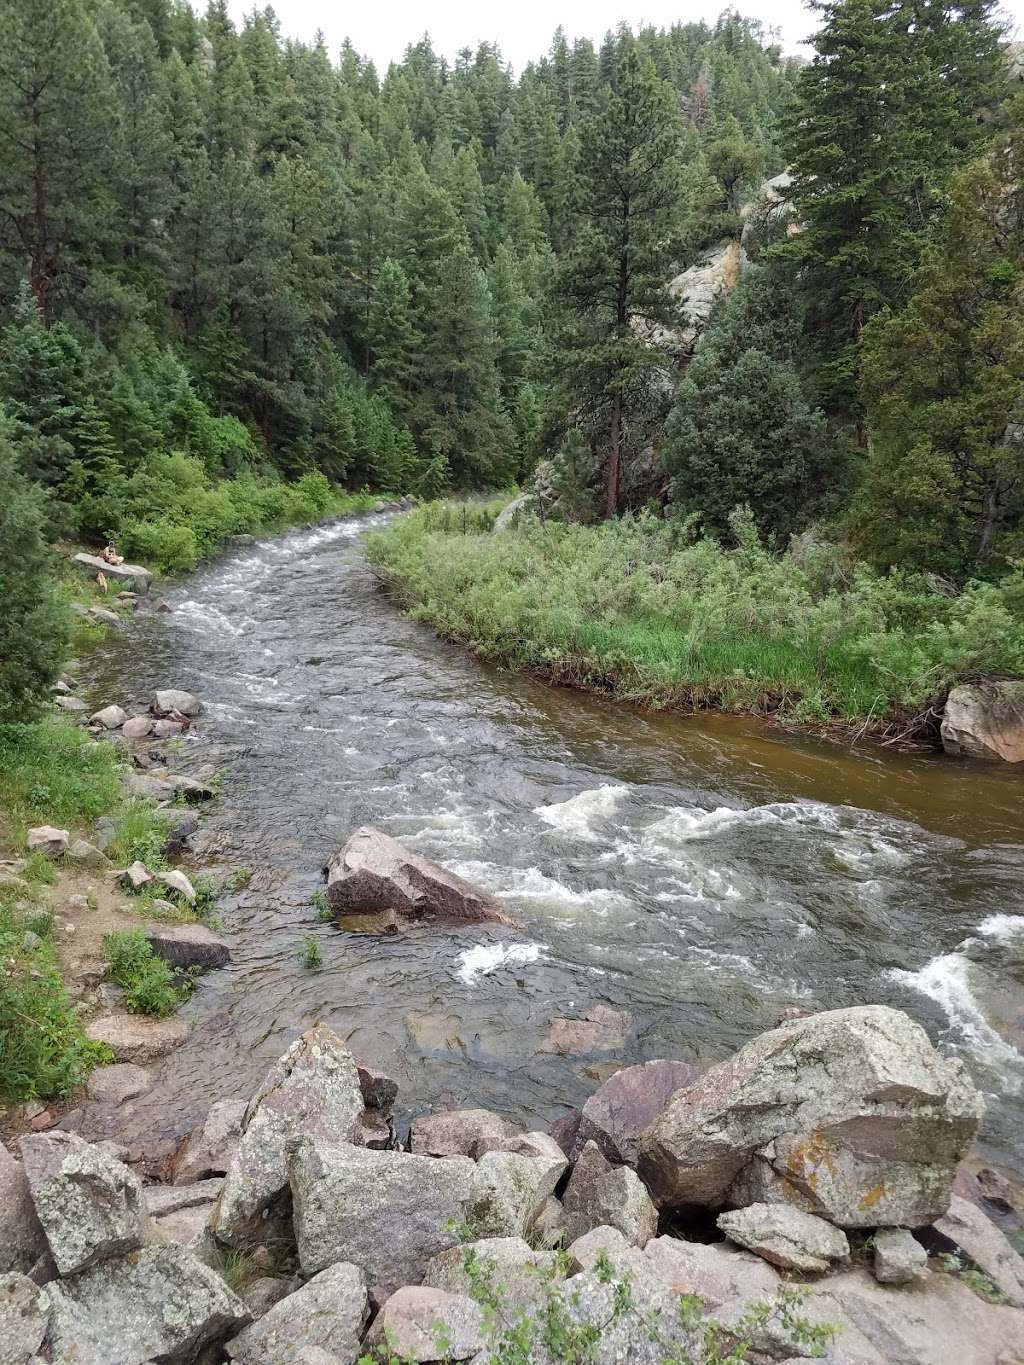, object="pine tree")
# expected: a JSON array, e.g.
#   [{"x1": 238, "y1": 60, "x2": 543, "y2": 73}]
[
  {"x1": 556, "y1": 45, "x2": 685, "y2": 516},
  {"x1": 0, "y1": 417, "x2": 68, "y2": 723},
  {"x1": 368, "y1": 258, "x2": 418, "y2": 414}
]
